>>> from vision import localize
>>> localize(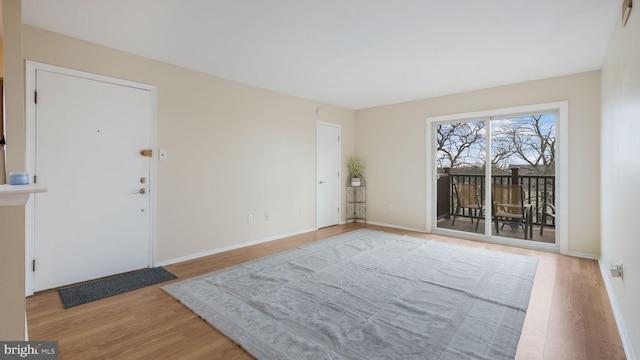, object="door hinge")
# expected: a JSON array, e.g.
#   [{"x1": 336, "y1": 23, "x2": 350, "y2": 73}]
[
  {"x1": 337, "y1": 207, "x2": 340, "y2": 213},
  {"x1": 33, "y1": 175, "x2": 37, "y2": 184},
  {"x1": 32, "y1": 259, "x2": 36, "y2": 272},
  {"x1": 338, "y1": 135, "x2": 340, "y2": 141},
  {"x1": 34, "y1": 91, "x2": 37, "y2": 104}
]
